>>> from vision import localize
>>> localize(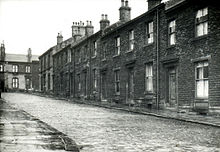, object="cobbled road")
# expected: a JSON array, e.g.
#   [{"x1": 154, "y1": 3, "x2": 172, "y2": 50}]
[{"x1": 2, "y1": 93, "x2": 220, "y2": 152}]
